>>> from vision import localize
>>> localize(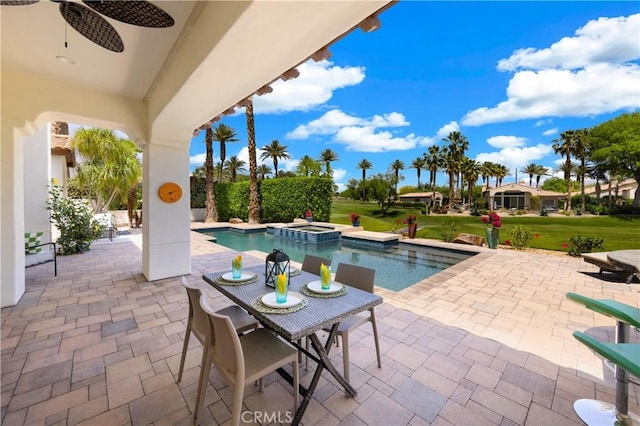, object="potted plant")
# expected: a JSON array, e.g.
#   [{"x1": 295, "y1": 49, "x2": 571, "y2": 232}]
[
  {"x1": 481, "y1": 211, "x2": 502, "y2": 249},
  {"x1": 305, "y1": 209, "x2": 313, "y2": 222},
  {"x1": 350, "y1": 212, "x2": 360, "y2": 227},
  {"x1": 403, "y1": 214, "x2": 417, "y2": 238}
]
